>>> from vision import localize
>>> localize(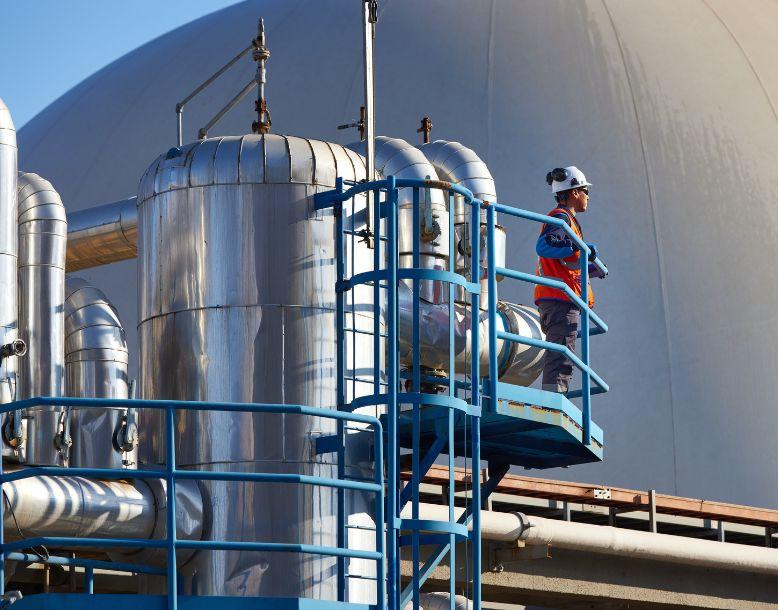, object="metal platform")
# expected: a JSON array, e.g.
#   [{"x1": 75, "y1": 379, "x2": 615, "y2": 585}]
[
  {"x1": 392, "y1": 382, "x2": 603, "y2": 470},
  {"x1": 11, "y1": 594, "x2": 373, "y2": 610}
]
